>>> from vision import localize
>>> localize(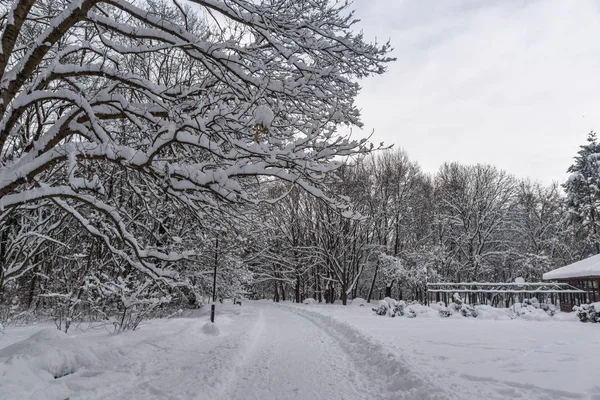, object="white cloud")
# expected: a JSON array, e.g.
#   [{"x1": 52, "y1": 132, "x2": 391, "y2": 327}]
[{"x1": 351, "y1": 0, "x2": 600, "y2": 183}]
